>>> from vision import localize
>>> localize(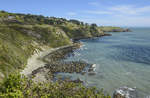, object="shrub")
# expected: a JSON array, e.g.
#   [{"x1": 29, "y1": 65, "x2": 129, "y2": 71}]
[{"x1": 0, "y1": 74, "x2": 111, "y2": 98}]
